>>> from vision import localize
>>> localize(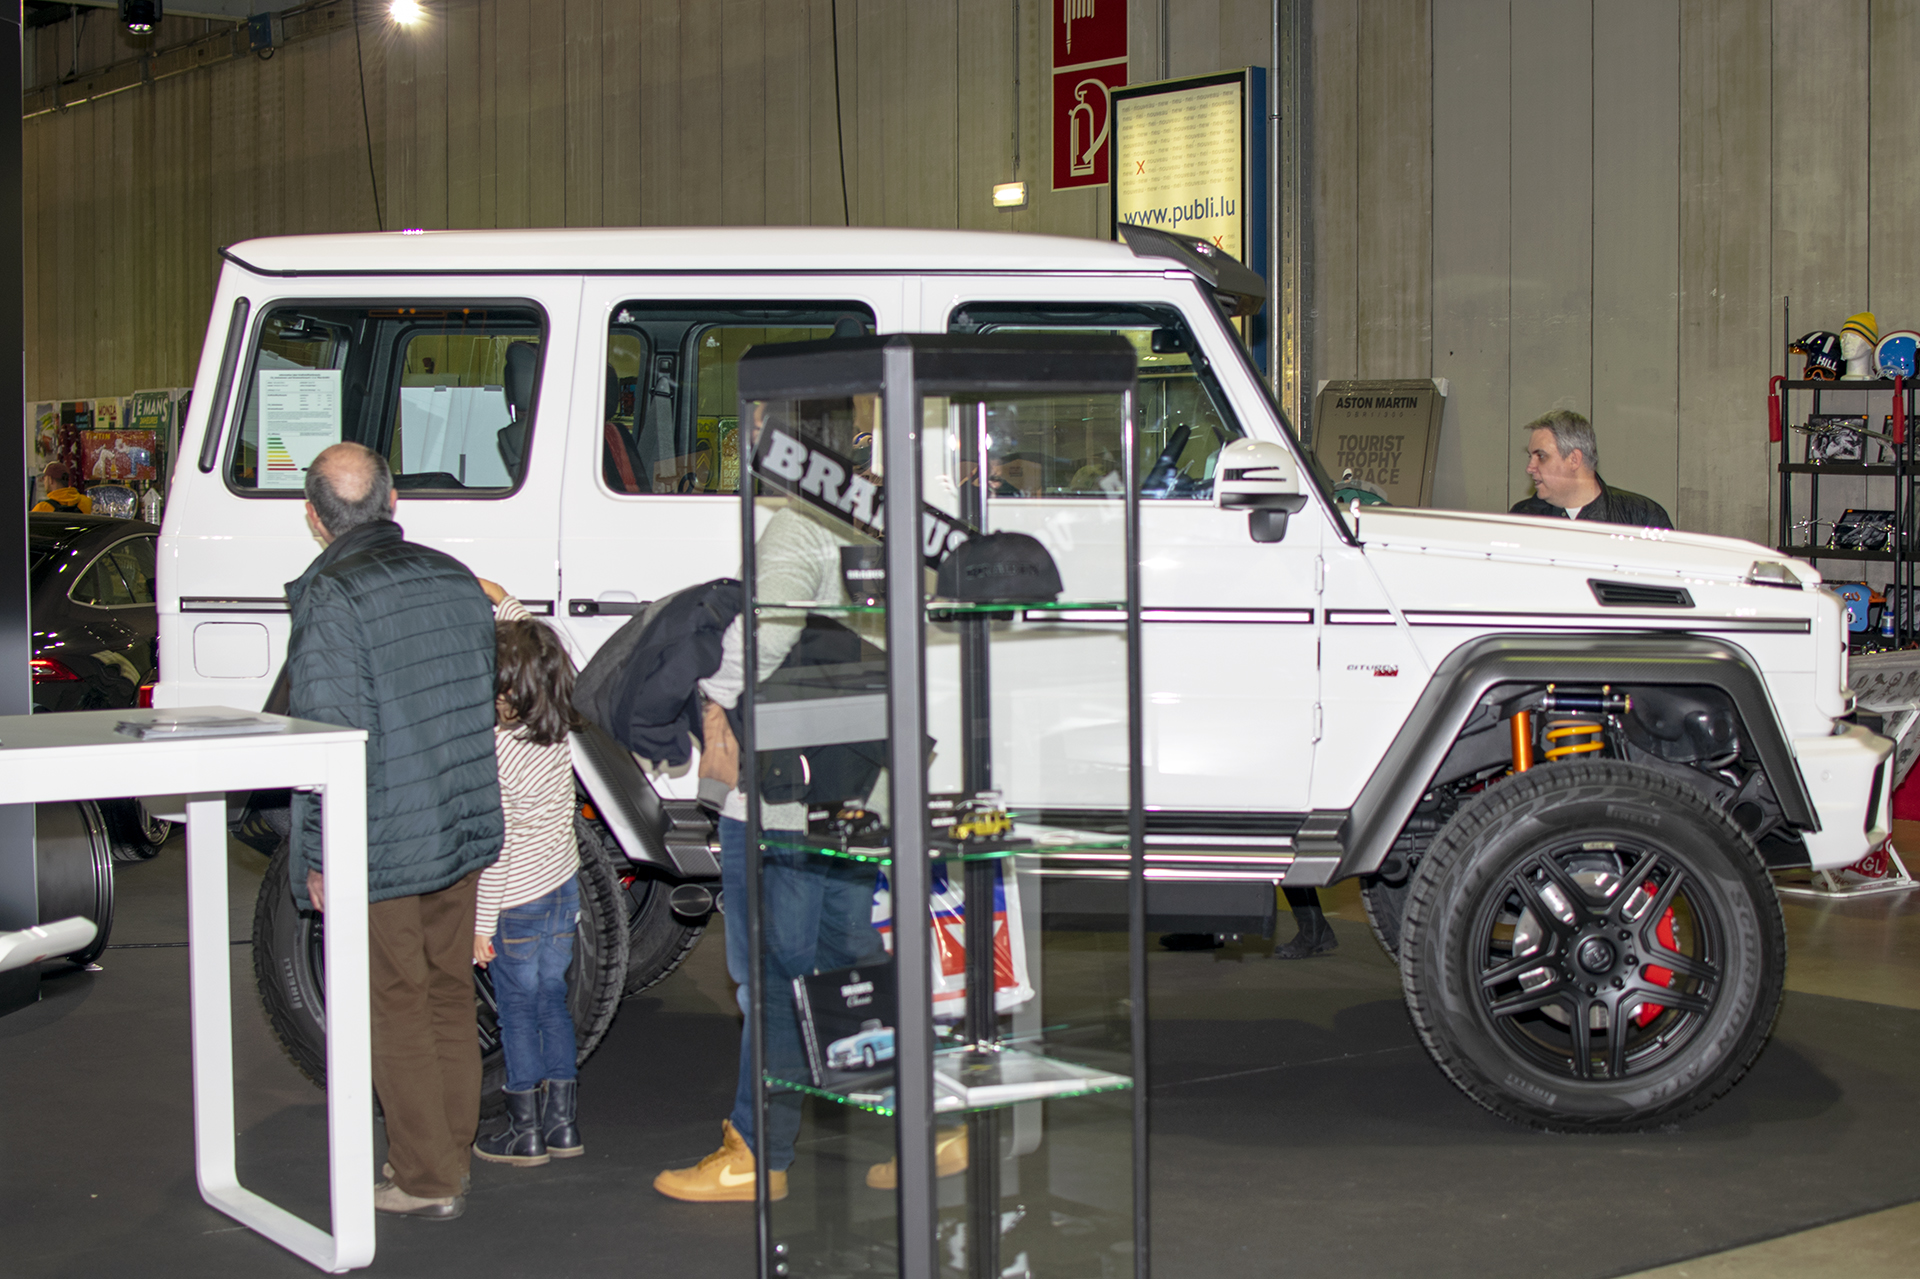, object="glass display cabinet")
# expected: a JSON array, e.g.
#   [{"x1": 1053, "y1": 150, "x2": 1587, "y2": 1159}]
[{"x1": 736, "y1": 334, "x2": 1146, "y2": 1279}]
